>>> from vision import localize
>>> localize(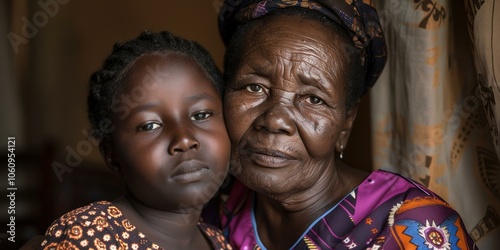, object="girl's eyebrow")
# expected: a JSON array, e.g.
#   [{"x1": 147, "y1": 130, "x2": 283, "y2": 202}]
[
  {"x1": 128, "y1": 103, "x2": 159, "y2": 117},
  {"x1": 126, "y1": 92, "x2": 218, "y2": 117},
  {"x1": 186, "y1": 92, "x2": 218, "y2": 103}
]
